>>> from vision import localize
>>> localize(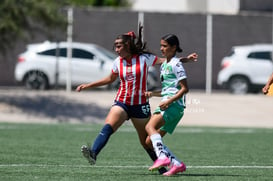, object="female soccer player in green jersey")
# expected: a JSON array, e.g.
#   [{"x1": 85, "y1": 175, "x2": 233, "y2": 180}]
[{"x1": 145, "y1": 34, "x2": 191, "y2": 176}]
